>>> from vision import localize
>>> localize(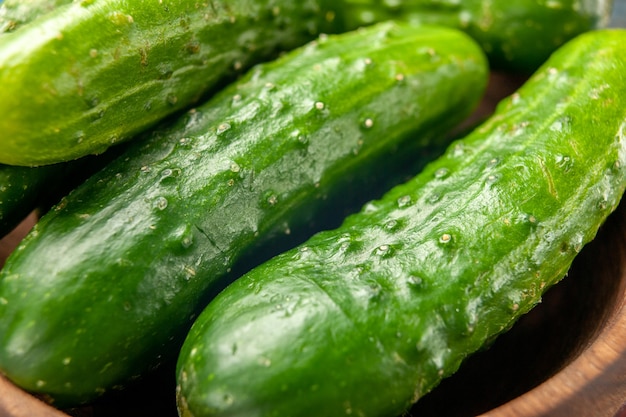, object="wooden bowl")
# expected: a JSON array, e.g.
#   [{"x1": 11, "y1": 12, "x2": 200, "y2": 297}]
[{"x1": 1, "y1": 6, "x2": 626, "y2": 415}]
